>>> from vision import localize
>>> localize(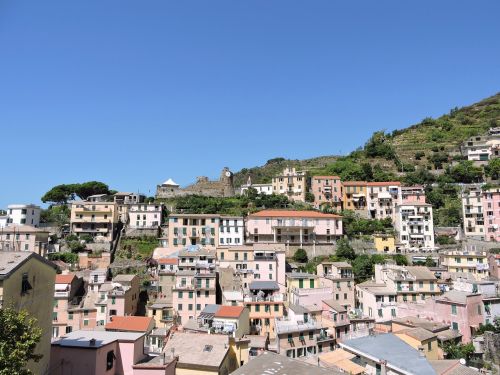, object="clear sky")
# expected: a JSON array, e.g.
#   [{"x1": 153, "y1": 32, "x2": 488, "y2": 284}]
[{"x1": 1, "y1": 1, "x2": 500, "y2": 208}]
